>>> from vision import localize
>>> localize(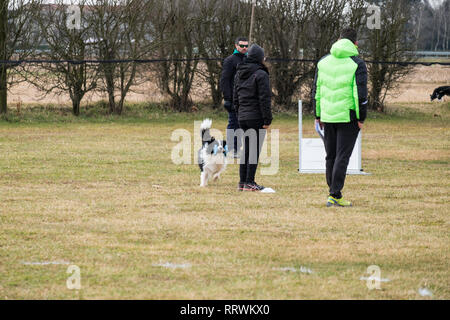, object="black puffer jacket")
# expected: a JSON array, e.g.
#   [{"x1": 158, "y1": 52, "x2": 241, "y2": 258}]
[
  {"x1": 233, "y1": 57, "x2": 272, "y2": 126},
  {"x1": 220, "y1": 52, "x2": 246, "y2": 102}
]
